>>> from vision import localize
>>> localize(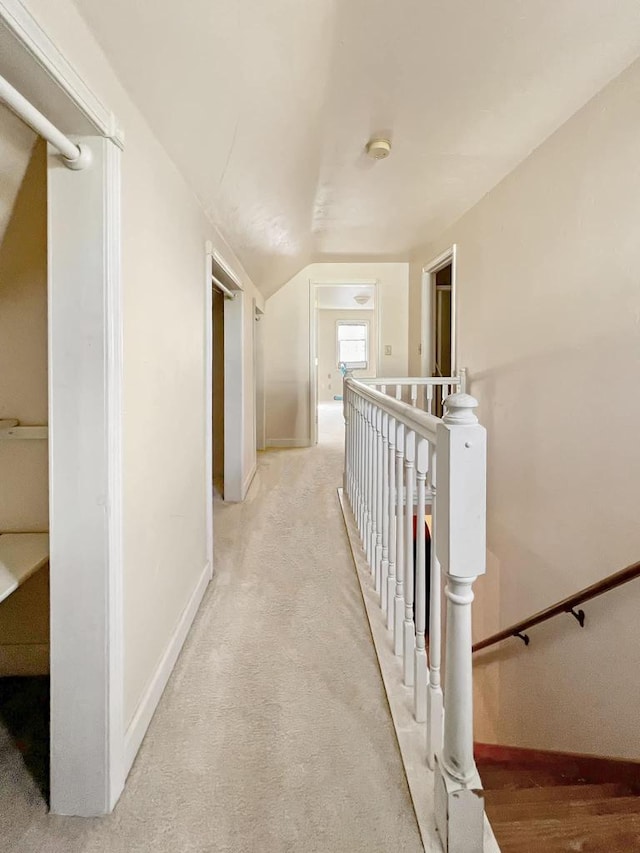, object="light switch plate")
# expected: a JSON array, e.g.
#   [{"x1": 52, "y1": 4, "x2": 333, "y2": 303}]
[{"x1": 384, "y1": 345, "x2": 392, "y2": 356}]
